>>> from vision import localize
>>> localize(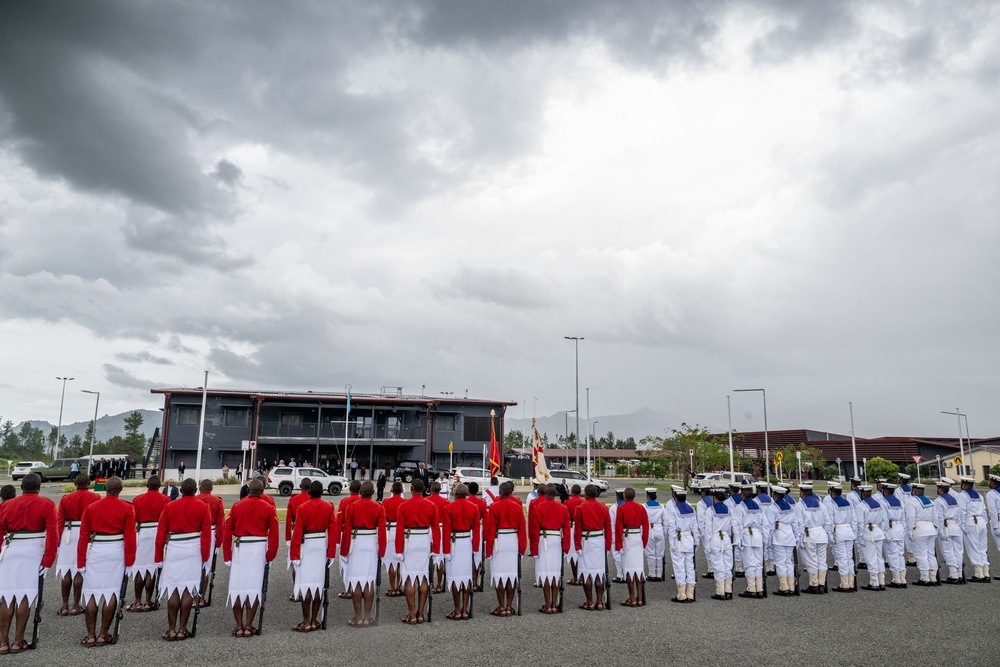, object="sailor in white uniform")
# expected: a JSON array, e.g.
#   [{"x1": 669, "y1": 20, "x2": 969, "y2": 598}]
[
  {"x1": 895, "y1": 473, "x2": 917, "y2": 566},
  {"x1": 824, "y1": 483, "x2": 857, "y2": 592},
  {"x1": 880, "y1": 483, "x2": 907, "y2": 587},
  {"x1": 987, "y1": 474, "x2": 1000, "y2": 579},
  {"x1": 794, "y1": 483, "x2": 829, "y2": 594},
  {"x1": 934, "y1": 477, "x2": 965, "y2": 584},
  {"x1": 845, "y1": 477, "x2": 866, "y2": 570},
  {"x1": 906, "y1": 483, "x2": 940, "y2": 586},
  {"x1": 855, "y1": 485, "x2": 887, "y2": 591},
  {"x1": 770, "y1": 486, "x2": 800, "y2": 596},
  {"x1": 702, "y1": 489, "x2": 734, "y2": 600},
  {"x1": 643, "y1": 489, "x2": 668, "y2": 581},
  {"x1": 957, "y1": 477, "x2": 990, "y2": 582},
  {"x1": 733, "y1": 485, "x2": 765, "y2": 598},
  {"x1": 610, "y1": 489, "x2": 625, "y2": 582},
  {"x1": 755, "y1": 482, "x2": 776, "y2": 575},
  {"x1": 666, "y1": 488, "x2": 699, "y2": 603},
  {"x1": 723, "y1": 484, "x2": 745, "y2": 577},
  {"x1": 696, "y1": 487, "x2": 715, "y2": 580}
]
